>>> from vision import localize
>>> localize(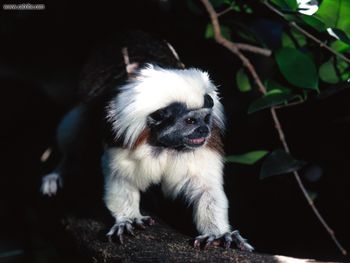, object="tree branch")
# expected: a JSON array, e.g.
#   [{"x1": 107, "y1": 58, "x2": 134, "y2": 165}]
[
  {"x1": 64, "y1": 216, "x2": 336, "y2": 263},
  {"x1": 199, "y1": 0, "x2": 347, "y2": 256},
  {"x1": 235, "y1": 43, "x2": 272, "y2": 57},
  {"x1": 201, "y1": 0, "x2": 272, "y2": 58},
  {"x1": 217, "y1": 6, "x2": 233, "y2": 17}
]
